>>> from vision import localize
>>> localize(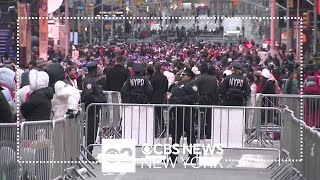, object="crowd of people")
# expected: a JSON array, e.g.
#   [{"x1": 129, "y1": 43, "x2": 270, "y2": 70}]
[{"x1": 0, "y1": 39, "x2": 320, "y2": 161}]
